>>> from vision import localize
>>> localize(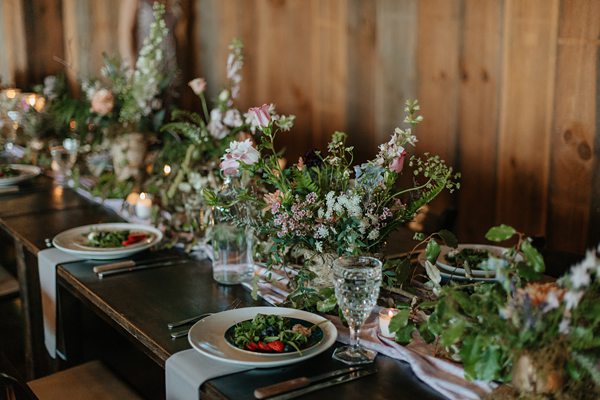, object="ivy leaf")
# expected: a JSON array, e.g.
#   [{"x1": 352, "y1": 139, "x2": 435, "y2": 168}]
[
  {"x1": 316, "y1": 294, "x2": 337, "y2": 313},
  {"x1": 424, "y1": 260, "x2": 441, "y2": 285},
  {"x1": 389, "y1": 309, "x2": 410, "y2": 333},
  {"x1": 441, "y1": 319, "x2": 466, "y2": 347},
  {"x1": 485, "y1": 224, "x2": 516, "y2": 242},
  {"x1": 394, "y1": 323, "x2": 416, "y2": 344},
  {"x1": 425, "y1": 240, "x2": 441, "y2": 263},
  {"x1": 478, "y1": 346, "x2": 502, "y2": 382},
  {"x1": 438, "y1": 229, "x2": 458, "y2": 248},
  {"x1": 521, "y1": 240, "x2": 545, "y2": 273}
]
